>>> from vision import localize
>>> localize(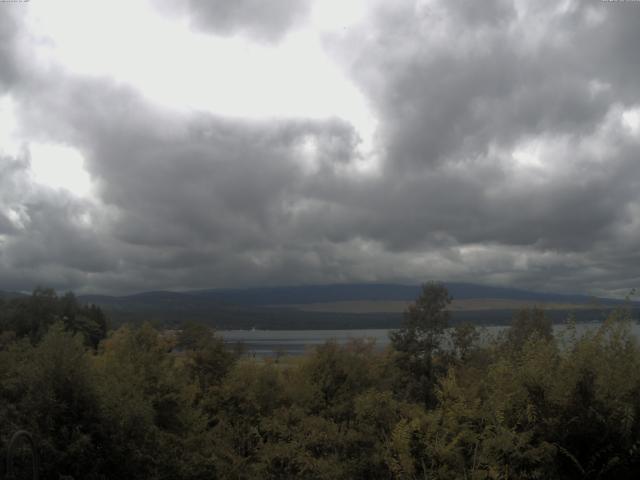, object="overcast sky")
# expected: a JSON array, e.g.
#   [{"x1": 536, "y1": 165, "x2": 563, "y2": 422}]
[{"x1": 1, "y1": 0, "x2": 639, "y2": 296}]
